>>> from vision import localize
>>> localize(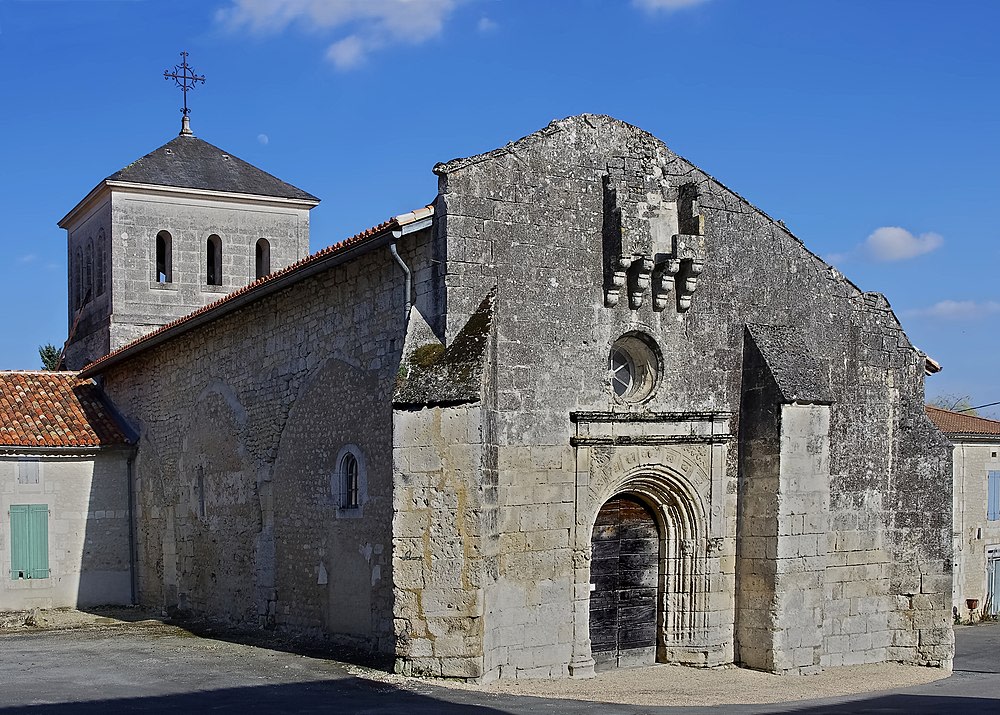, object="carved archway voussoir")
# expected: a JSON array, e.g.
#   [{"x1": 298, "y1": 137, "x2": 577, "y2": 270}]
[{"x1": 581, "y1": 461, "x2": 709, "y2": 554}]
